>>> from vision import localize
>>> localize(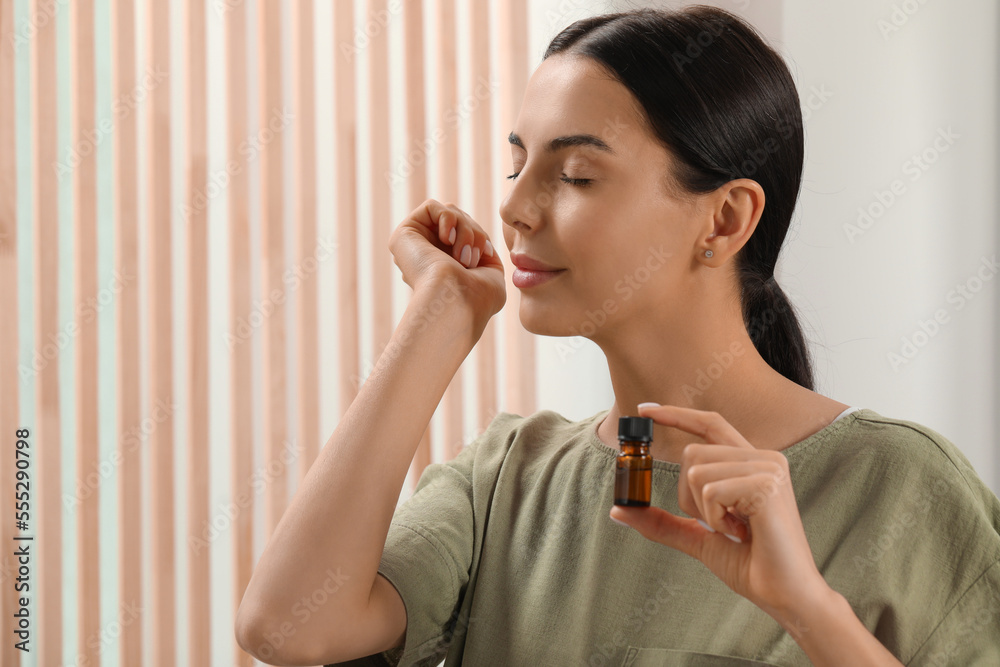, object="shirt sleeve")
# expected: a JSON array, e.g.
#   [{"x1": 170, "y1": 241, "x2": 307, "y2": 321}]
[
  {"x1": 325, "y1": 414, "x2": 515, "y2": 667},
  {"x1": 905, "y1": 558, "x2": 1000, "y2": 666}
]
